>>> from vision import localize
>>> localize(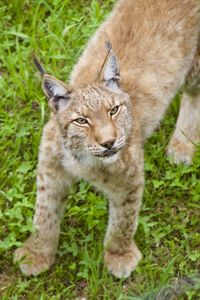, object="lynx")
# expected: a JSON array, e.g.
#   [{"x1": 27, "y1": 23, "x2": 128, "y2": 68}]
[{"x1": 14, "y1": 0, "x2": 200, "y2": 278}]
